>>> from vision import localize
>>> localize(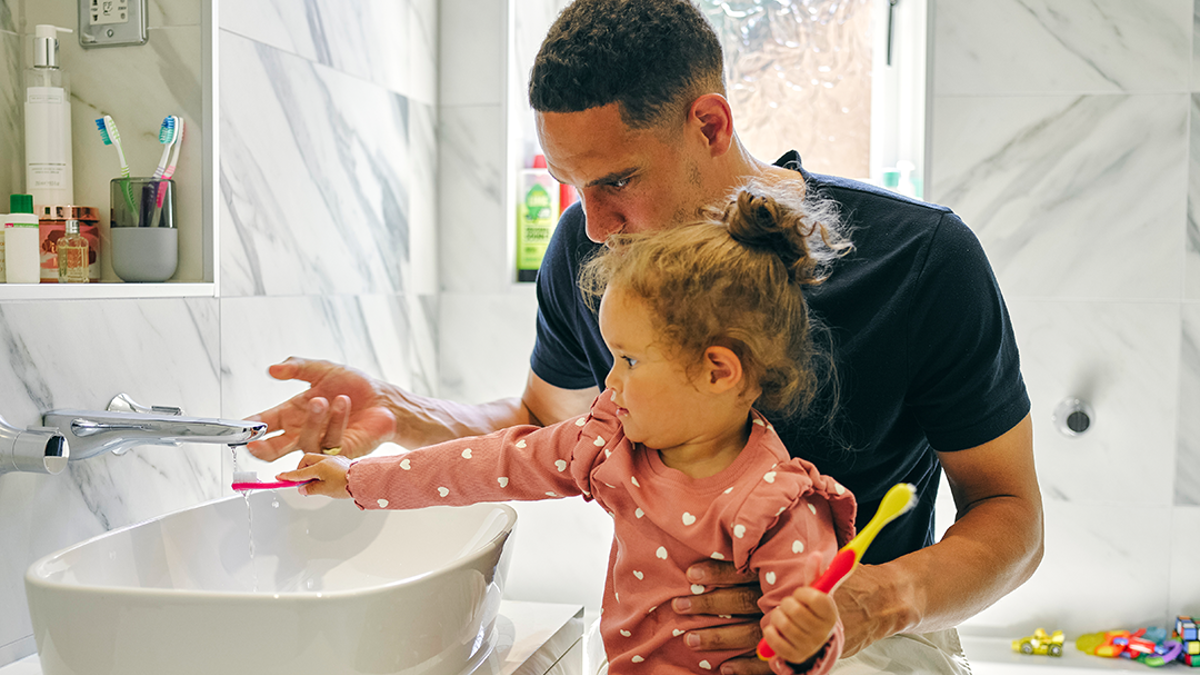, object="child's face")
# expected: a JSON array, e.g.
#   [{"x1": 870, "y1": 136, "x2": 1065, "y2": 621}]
[{"x1": 598, "y1": 285, "x2": 715, "y2": 449}]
